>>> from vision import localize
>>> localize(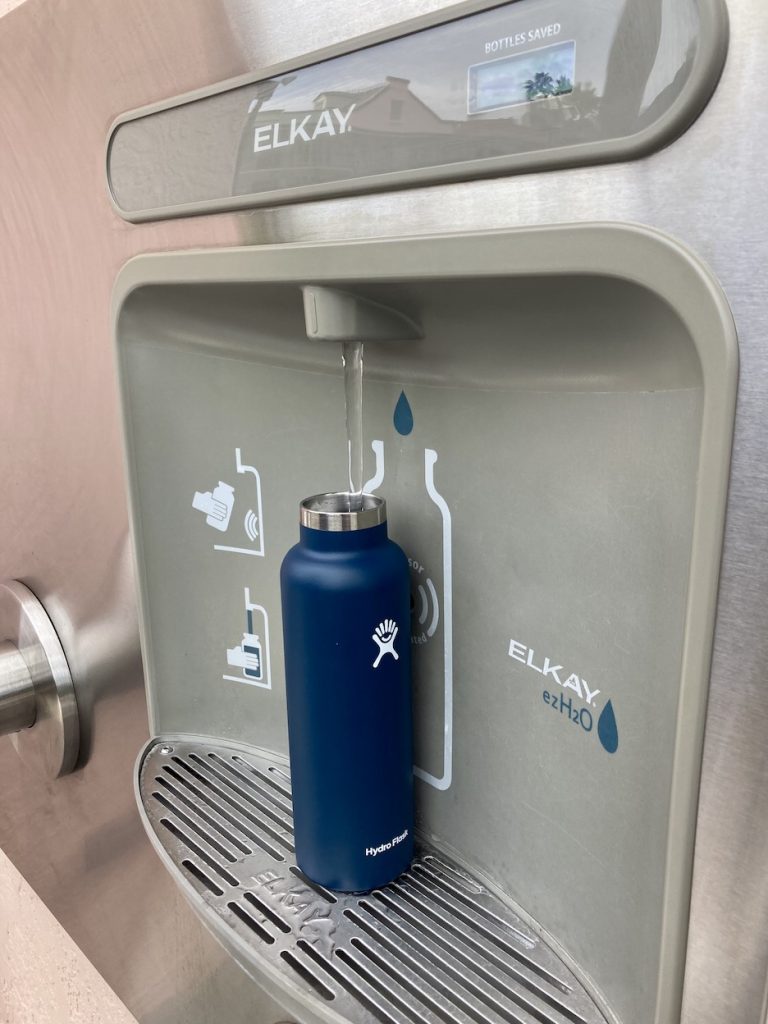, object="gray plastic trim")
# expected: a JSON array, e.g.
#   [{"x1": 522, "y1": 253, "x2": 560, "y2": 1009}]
[{"x1": 105, "y1": 0, "x2": 729, "y2": 223}]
